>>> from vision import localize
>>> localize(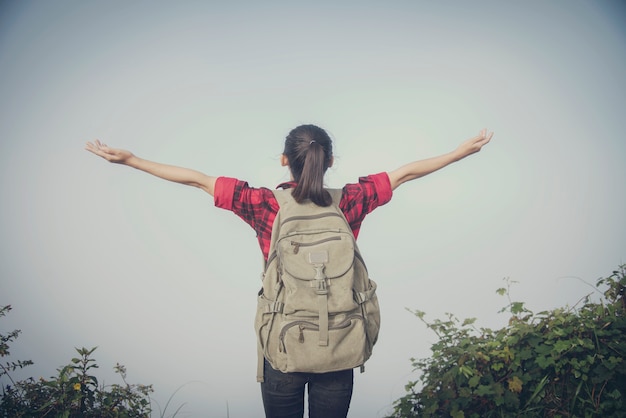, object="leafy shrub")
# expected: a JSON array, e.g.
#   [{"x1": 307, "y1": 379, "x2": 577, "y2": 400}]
[
  {"x1": 388, "y1": 265, "x2": 626, "y2": 418},
  {"x1": 1, "y1": 306, "x2": 153, "y2": 417}
]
